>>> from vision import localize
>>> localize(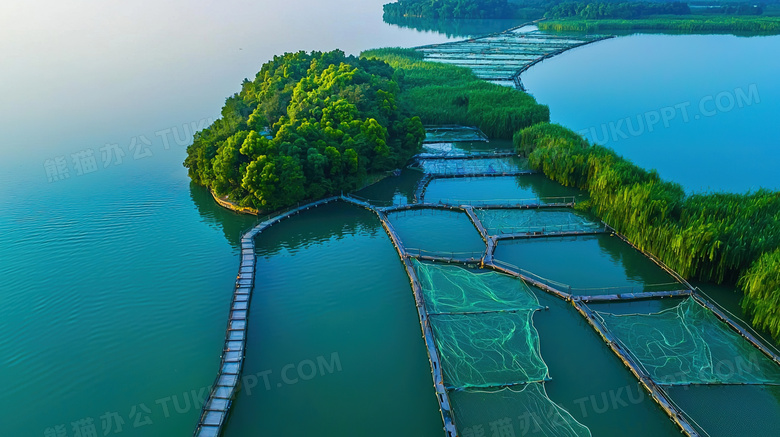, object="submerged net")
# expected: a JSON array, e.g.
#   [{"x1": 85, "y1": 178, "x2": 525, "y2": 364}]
[
  {"x1": 449, "y1": 384, "x2": 592, "y2": 437},
  {"x1": 417, "y1": 157, "x2": 525, "y2": 175},
  {"x1": 475, "y1": 208, "x2": 602, "y2": 235},
  {"x1": 414, "y1": 261, "x2": 590, "y2": 435},
  {"x1": 595, "y1": 297, "x2": 780, "y2": 385},
  {"x1": 415, "y1": 260, "x2": 539, "y2": 314},
  {"x1": 430, "y1": 312, "x2": 548, "y2": 388},
  {"x1": 414, "y1": 261, "x2": 549, "y2": 388}
]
